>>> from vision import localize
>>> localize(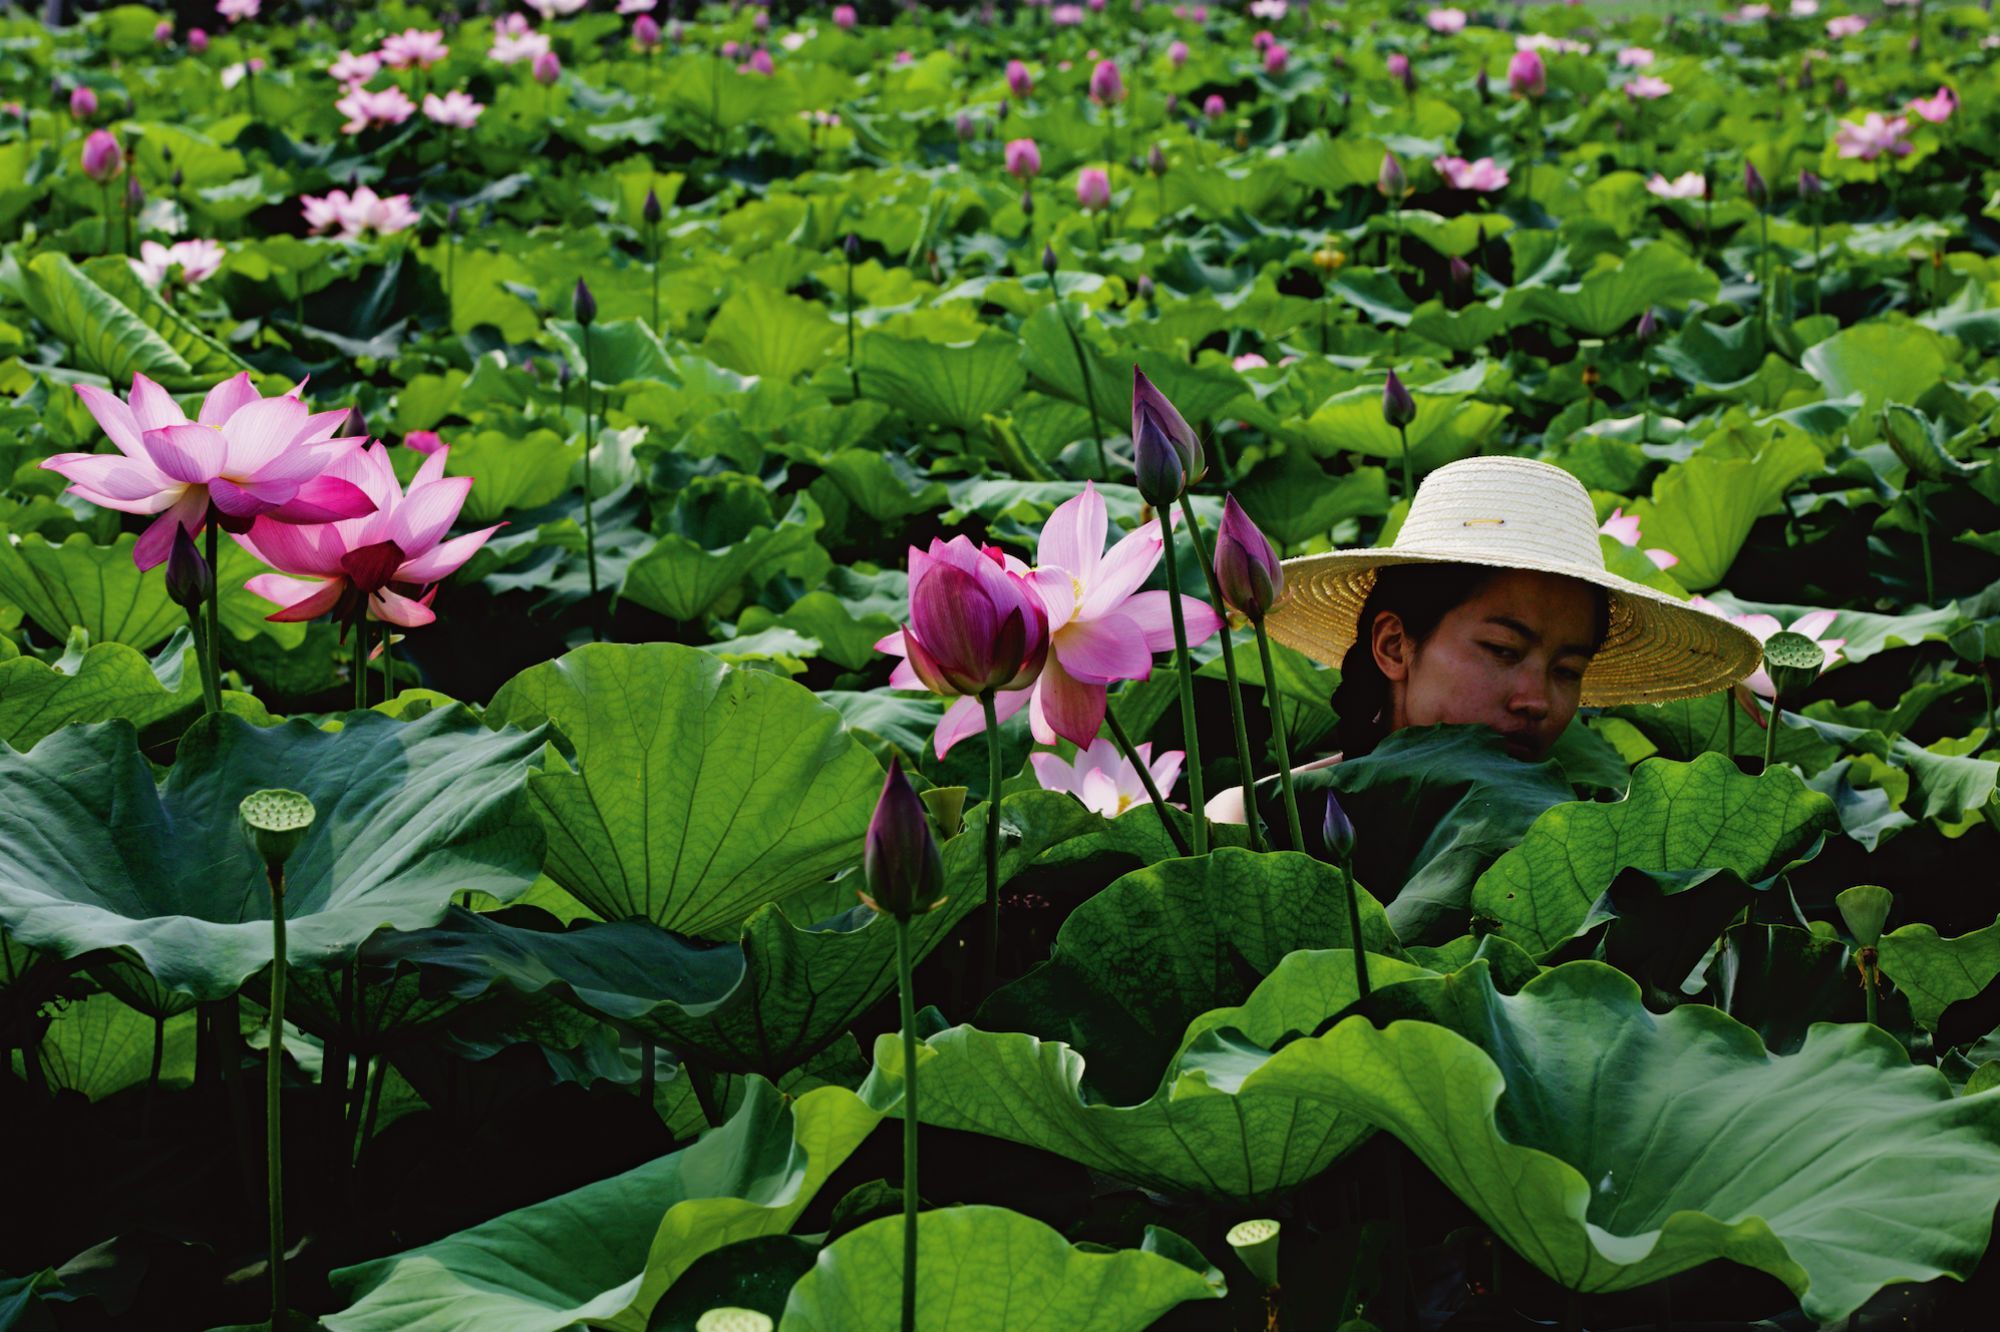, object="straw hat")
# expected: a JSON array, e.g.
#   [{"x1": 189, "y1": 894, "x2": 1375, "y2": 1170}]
[{"x1": 1262, "y1": 456, "x2": 1763, "y2": 706}]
